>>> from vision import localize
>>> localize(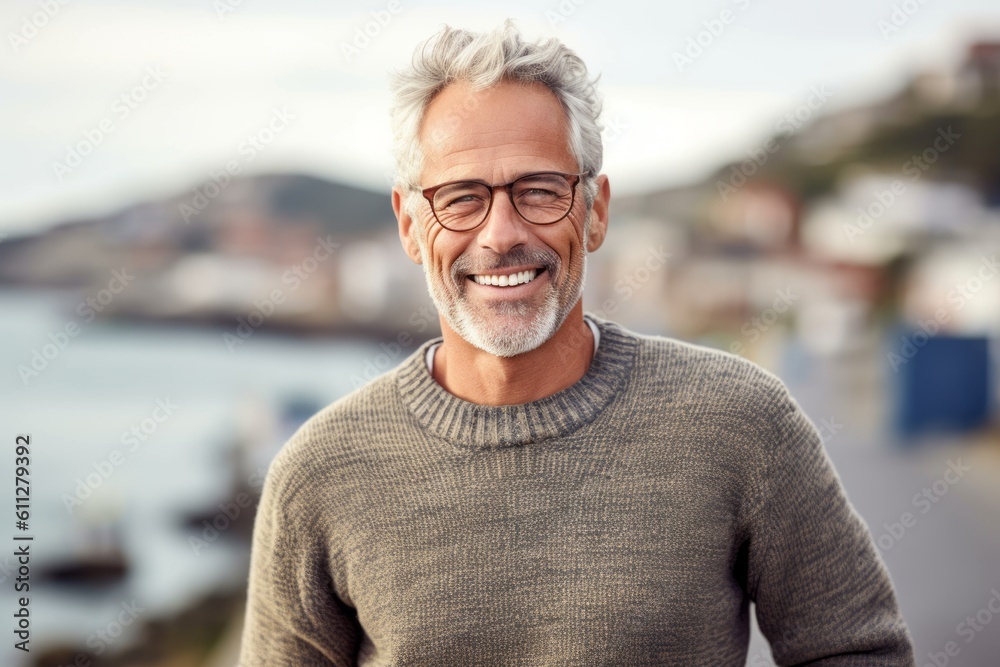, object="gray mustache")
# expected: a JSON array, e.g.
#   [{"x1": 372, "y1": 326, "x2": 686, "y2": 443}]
[{"x1": 452, "y1": 247, "x2": 559, "y2": 278}]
